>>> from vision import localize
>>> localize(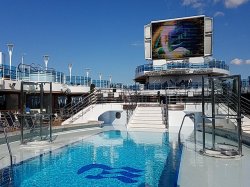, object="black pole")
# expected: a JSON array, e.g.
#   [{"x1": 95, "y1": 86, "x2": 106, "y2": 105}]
[
  {"x1": 40, "y1": 83, "x2": 43, "y2": 140},
  {"x1": 211, "y1": 78, "x2": 215, "y2": 150},
  {"x1": 202, "y1": 76, "x2": 205, "y2": 152},
  {"x1": 237, "y1": 75, "x2": 242, "y2": 155},
  {"x1": 20, "y1": 81, "x2": 24, "y2": 144},
  {"x1": 165, "y1": 89, "x2": 169, "y2": 129},
  {"x1": 49, "y1": 82, "x2": 52, "y2": 142}
]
